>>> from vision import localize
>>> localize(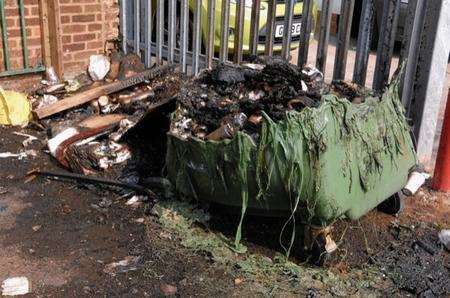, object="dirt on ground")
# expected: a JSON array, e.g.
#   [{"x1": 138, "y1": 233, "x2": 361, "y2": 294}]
[{"x1": 0, "y1": 125, "x2": 449, "y2": 297}]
